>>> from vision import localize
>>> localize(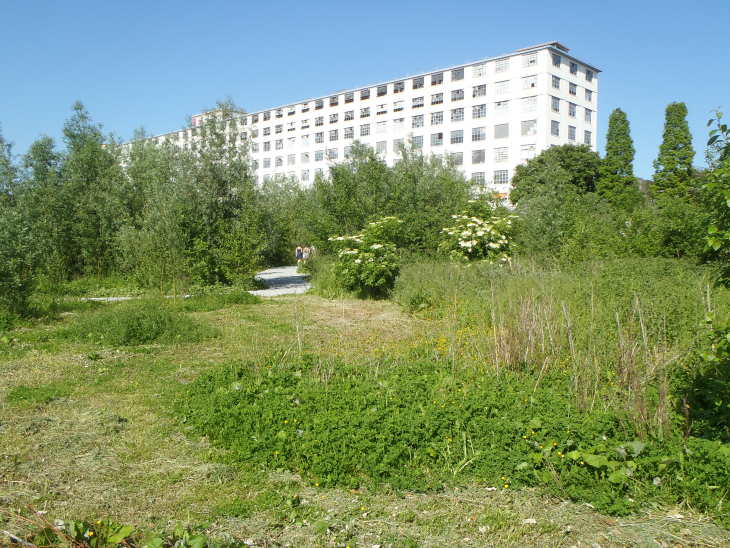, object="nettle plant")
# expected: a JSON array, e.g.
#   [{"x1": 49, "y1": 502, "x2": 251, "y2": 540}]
[
  {"x1": 329, "y1": 216, "x2": 403, "y2": 296},
  {"x1": 439, "y1": 214, "x2": 517, "y2": 263}
]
